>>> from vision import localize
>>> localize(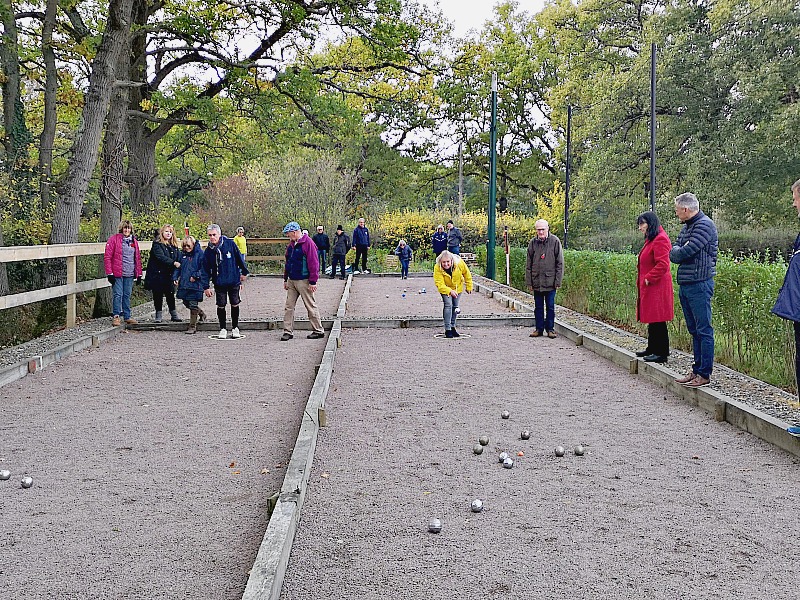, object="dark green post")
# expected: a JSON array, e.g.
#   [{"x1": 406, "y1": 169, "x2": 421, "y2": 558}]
[{"x1": 487, "y1": 72, "x2": 498, "y2": 280}]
